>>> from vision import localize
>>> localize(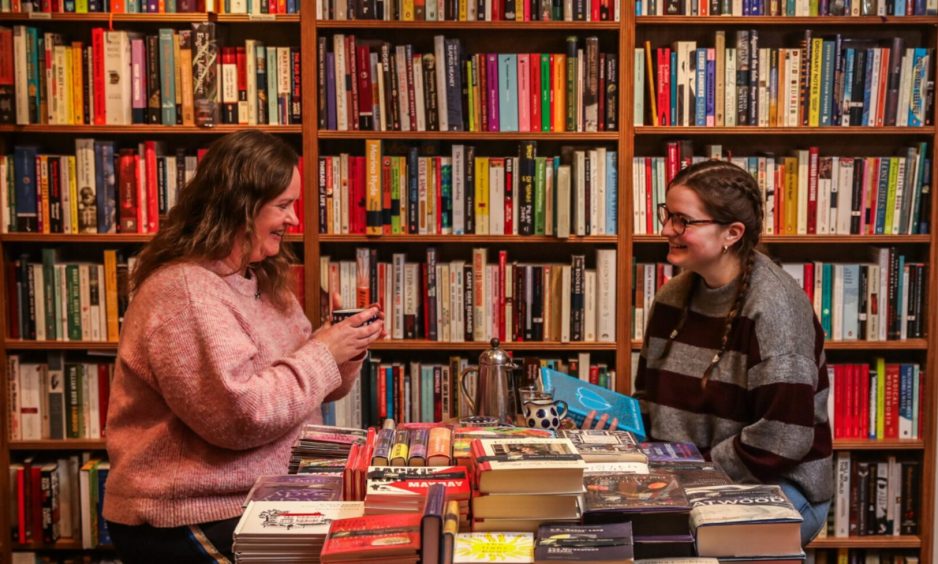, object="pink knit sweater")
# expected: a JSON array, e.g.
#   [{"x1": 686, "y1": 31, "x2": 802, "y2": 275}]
[{"x1": 103, "y1": 261, "x2": 359, "y2": 527}]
